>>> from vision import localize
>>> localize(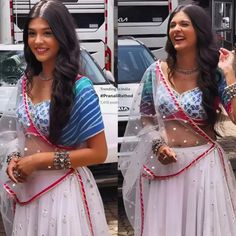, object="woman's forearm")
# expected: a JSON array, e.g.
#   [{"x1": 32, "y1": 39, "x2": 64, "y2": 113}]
[
  {"x1": 35, "y1": 148, "x2": 107, "y2": 170},
  {"x1": 224, "y1": 68, "x2": 236, "y2": 123},
  {"x1": 30, "y1": 132, "x2": 107, "y2": 170}
]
